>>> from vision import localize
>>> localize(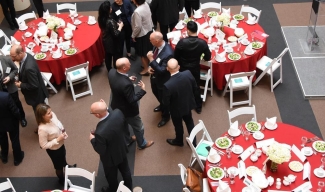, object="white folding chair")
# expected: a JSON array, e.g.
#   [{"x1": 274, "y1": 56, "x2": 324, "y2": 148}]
[
  {"x1": 227, "y1": 105, "x2": 256, "y2": 127},
  {"x1": 64, "y1": 165, "x2": 95, "y2": 192},
  {"x1": 15, "y1": 11, "x2": 37, "y2": 25},
  {"x1": 65, "y1": 61, "x2": 93, "y2": 101},
  {"x1": 183, "y1": 188, "x2": 190, "y2": 192},
  {"x1": 178, "y1": 163, "x2": 187, "y2": 186},
  {"x1": 239, "y1": 5, "x2": 262, "y2": 23},
  {"x1": 116, "y1": 181, "x2": 131, "y2": 192},
  {"x1": 222, "y1": 70, "x2": 256, "y2": 108},
  {"x1": 200, "y1": 2, "x2": 222, "y2": 14},
  {"x1": 179, "y1": 7, "x2": 188, "y2": 20},
  {"x1": 253, "y1": 47, "x2": 289, "y2": 92},
  {"x1": 57, "y1": 3, "x2": 77, "y2": 14},
  {"x1": 0, "y1": 178, "x2": 16, "y2": 192},
  {"x1": 41, "y1": 72, "x2": 58, "y2": 94},
  {"x1": 200, "y1": 60, "x2": 213, "y2": 102},
  {"x1": 202, "y1": 178, "x2": 211, "y2": 192},
  {"x1": 0, "y1": 30, "x2": 12, "y2": 56},
  {"x1": 186, "y1": 120, "x2": 213, "y2": 170}
]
